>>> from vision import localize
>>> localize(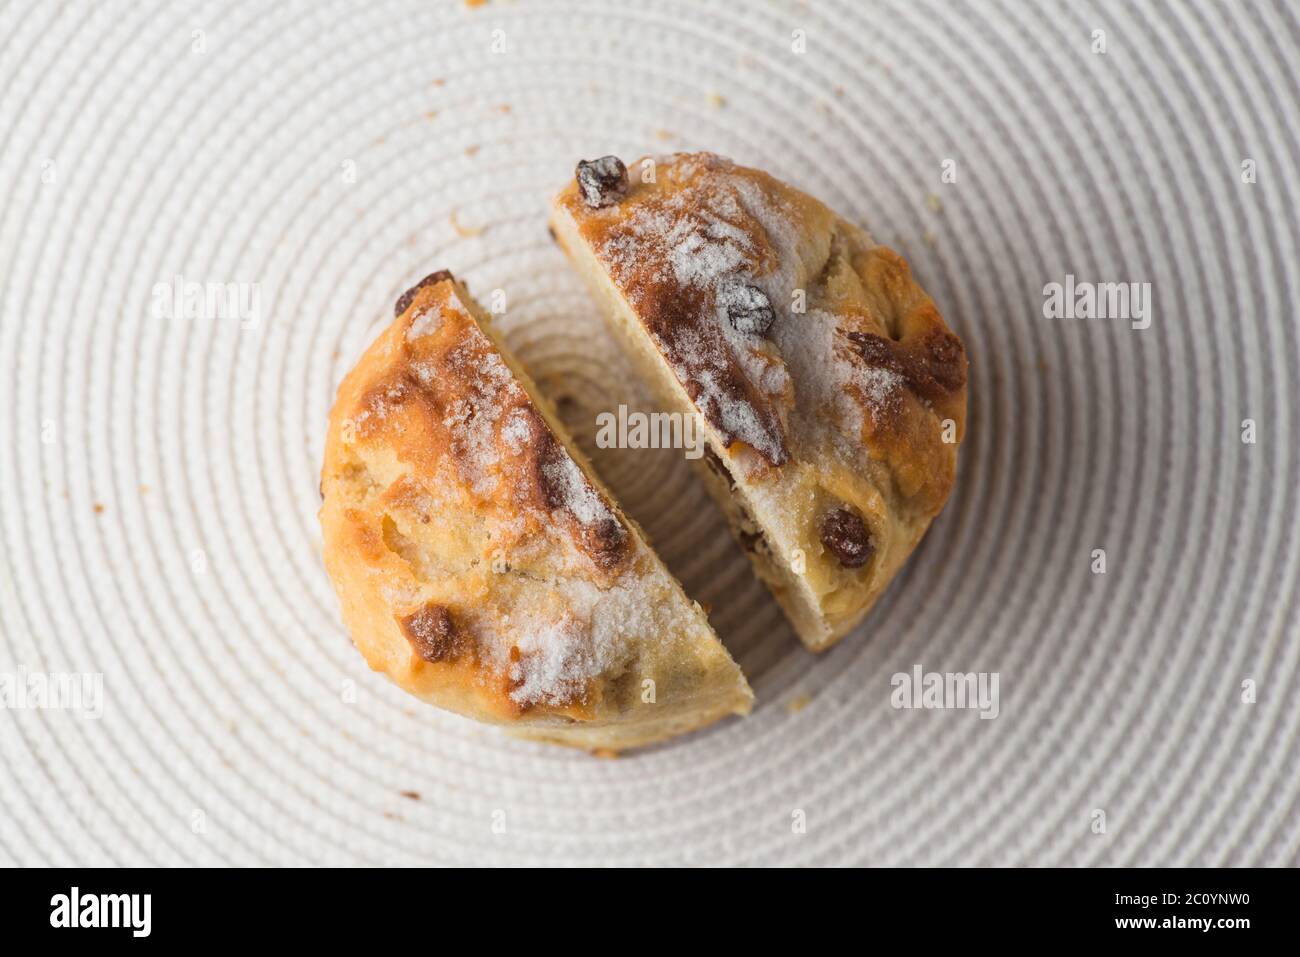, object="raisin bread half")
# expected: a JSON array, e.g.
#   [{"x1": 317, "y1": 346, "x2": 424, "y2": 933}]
[
  {"x1": 320, "y1": 271, "x2": 752, "y2": 749},
  {"x1": 551, "y1": 153, "x2": 967, "y2": 650}
]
